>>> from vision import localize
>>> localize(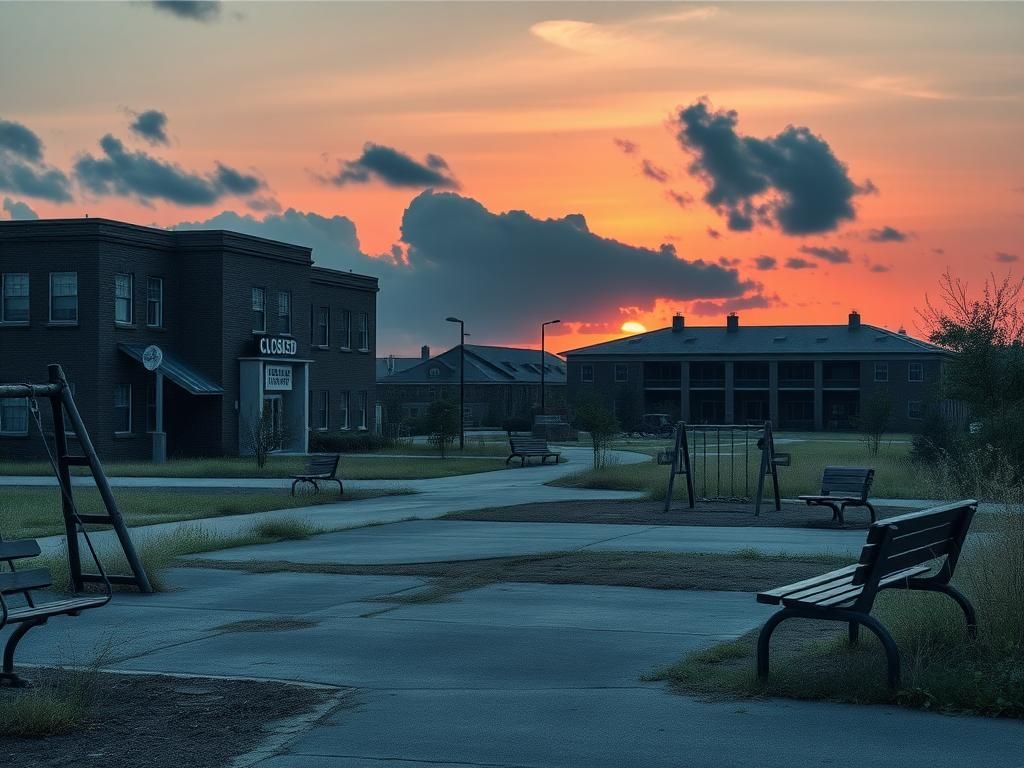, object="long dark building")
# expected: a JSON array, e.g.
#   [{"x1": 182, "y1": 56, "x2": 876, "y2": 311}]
[
  {"x1": 563, "y1": 312, "x2": 949, "y2": 432},
  {"x1": 0, "y1": 218, "x2": 378, "y2": 460}
]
